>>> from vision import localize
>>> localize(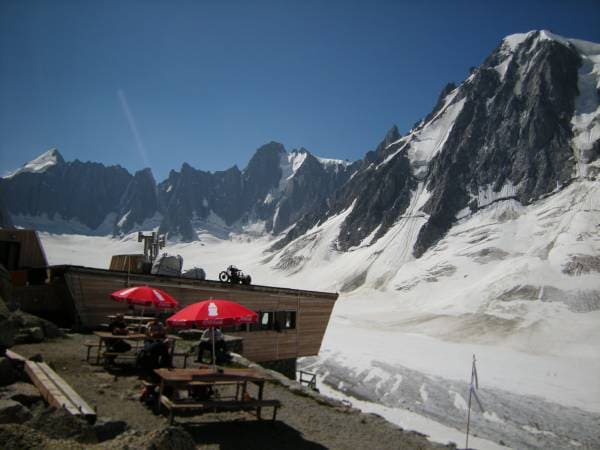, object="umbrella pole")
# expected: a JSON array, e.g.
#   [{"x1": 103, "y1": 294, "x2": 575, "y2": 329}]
[
  {"x1": 212, "y1": 327, "x2": 216, "y2": 371},
  {"x1": 139, "y1": 307, "x2": 145, "y2": 333}
]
